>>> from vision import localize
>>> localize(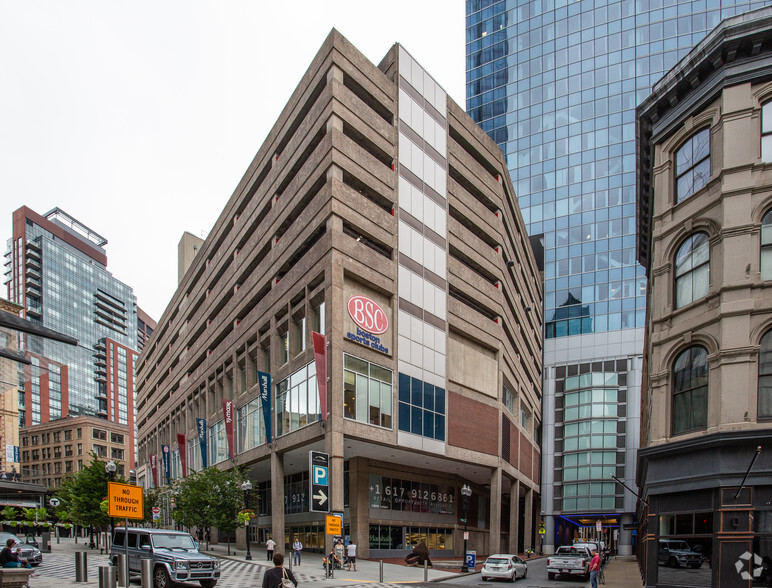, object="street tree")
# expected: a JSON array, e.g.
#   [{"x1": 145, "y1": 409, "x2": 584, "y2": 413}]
[{"x1": 173, "y1": 466, "x2": 246, "y2": 553}]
